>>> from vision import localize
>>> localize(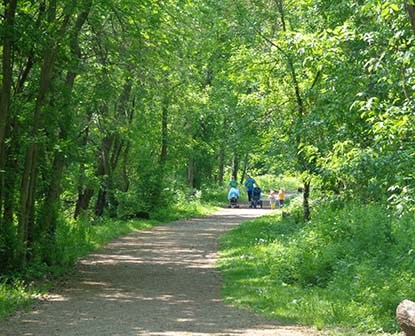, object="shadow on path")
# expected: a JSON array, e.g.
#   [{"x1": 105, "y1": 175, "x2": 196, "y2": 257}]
[{"x1": 1, "y1": 208, "x2": 318, "y2": 336}]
